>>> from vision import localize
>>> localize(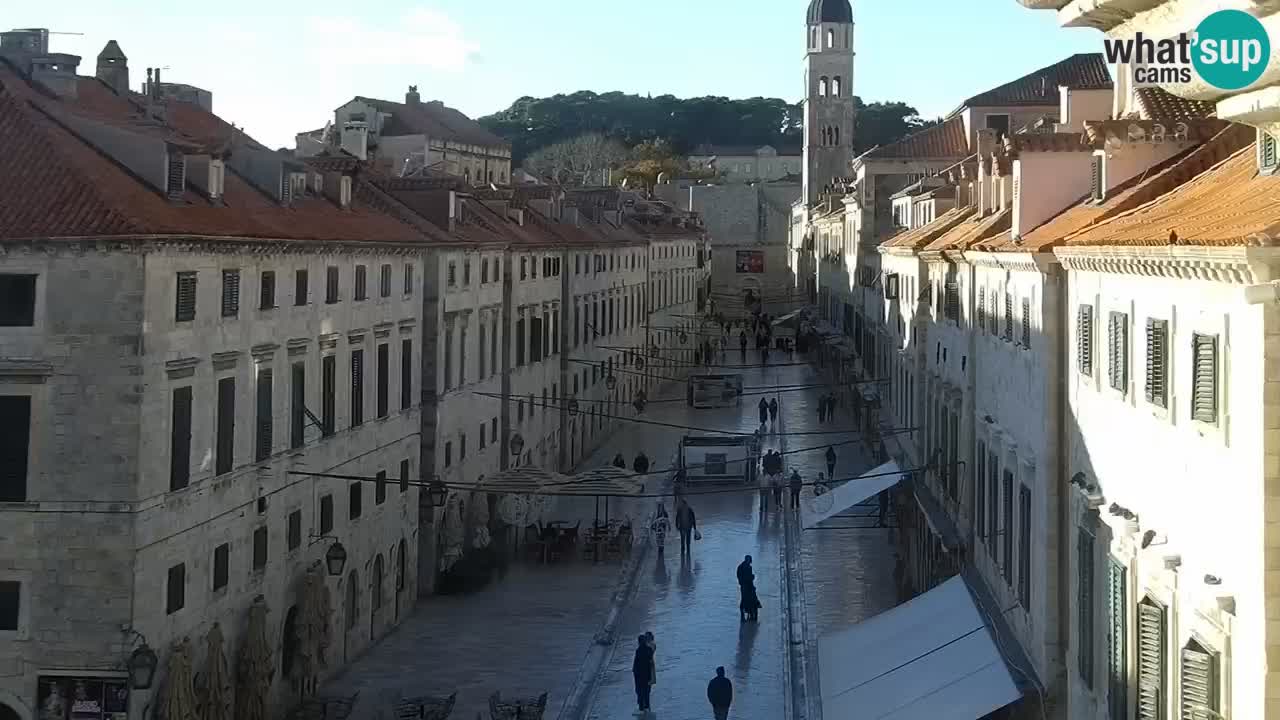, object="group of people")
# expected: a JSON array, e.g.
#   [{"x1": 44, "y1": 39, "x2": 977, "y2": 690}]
[
  {"x1": 756, "y1": 397, "x2": 778, "y2": 426},
  {"x1": 815, "y1": 392, "x2": 840, "y2": 423},
  {"x1": 613, "y1": 452, "x2": 650, "y2": 474}
]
